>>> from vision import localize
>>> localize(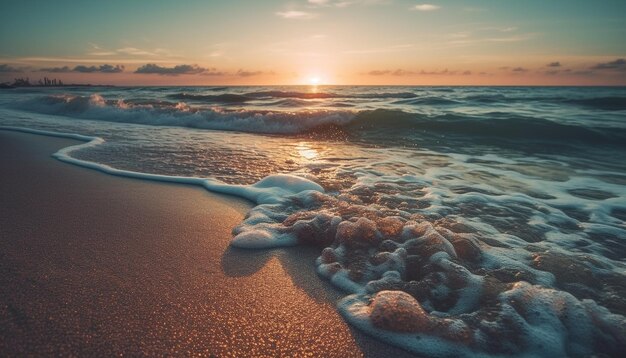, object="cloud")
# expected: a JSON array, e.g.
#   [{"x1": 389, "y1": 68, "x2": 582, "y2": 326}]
[
  {"x1": 236, "y1": 69, "x2": 264, "y2": 77},
  {"x1": 547, "y1": 61, "x2": 561, "y2": 67},
  {"x1": 11, "y1": 56, "x2": 172, "y2": 64},
  {"x1": 368, "y1": 70, "x2": 392, "y2": 76},
  {"x1": 367, "y1": 69, "x2": 415, "y2": 76},
  {"x1": 446, "y1": 33, "x2": 536, "y2": 46},
  {"x1": 275, "y1": 11, "x2": 317, "y2": 19},
  {"x1": 0, "y1": 64, "x2": 25, "y2": 72},
  {"x1": 87, "y1": 51, "x2": 117, "y2": 56},
  {"x1": 74, "y1": 64, "x2": 125, "y2": 73},
  {"x1": 39, "y1": 64, "x2": 124, "y2": 73},
  {"x1": 98, "y1": 64, "x2": 125, "y2": 73},
  {"x1": 412, "y1": 4, "x2": 440, "y2": 11},
  {"x1": 135, "y1": 64, "x2": 207, "y2": 75},
  {"x1": 85, "y1": 42, "x2": 116, "y2": 56},
  {"x1": 308, "y1": 0, "x2": 390, "y2": 8},
  {"x1": 444, "y1": 27, "x2": 537, "y2": 48},
  {"x1": 116, "y1": 47, "x2": 158, "y2": 56},
  {"x1": 199, "y1": 68, "x2": 227, "y2": 76},
  {"x1": 542, "y1": 68, "x2": 594, "y2": 76},
  {"x1": 419, "y1": 69, "x2": 451, "y2": 75},
  {"x1": 591, "y1": 58, "x2": 626, "y2": 71},
  {"x1": 39, "y1": 66, "x2": 72, "y2": 73},
  {"x1": 367, "y1": 68, "x2": 471, "y2": 76},
  {"x1": 85, "y1": 44, "x2": 174, "y2": 58},
  {"x1": 500, "y1": 66, "x2": 528, "y2": 73}
]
